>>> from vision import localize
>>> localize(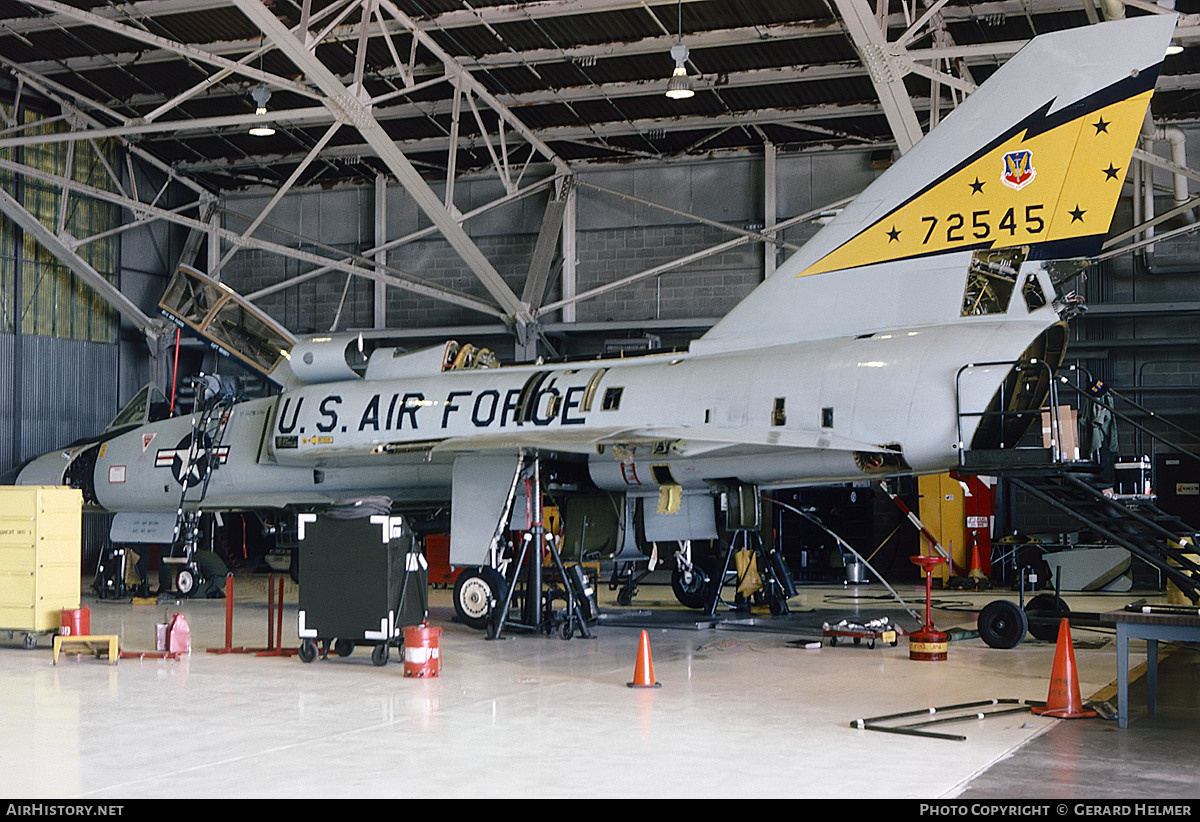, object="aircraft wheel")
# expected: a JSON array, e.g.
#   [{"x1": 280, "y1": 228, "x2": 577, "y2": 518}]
[
  {"x1": 453, "y1": 567, "x2": 507, "y2": 630},
  {"x1": 671, "y1": 557, "x2": 716, "y2": 609},
  {"x1": 978, "y1": 599, "x2": 1029, "y2": 649},
  {"x1": 371, "y1": 643, "x2": 389, "y2": 666},
  {"x1": 333, "y1": 638, "x2": 354, "y2": 657},
  {"x1": 175, "y1": 567, "x2": 196, "y2": 597},
  {"x1": 1025, "y1": 594, "x2": 1070, "y2": 642},
  {"x1": 298, "y1": 639, "x2": 318, "y2": 663}
]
